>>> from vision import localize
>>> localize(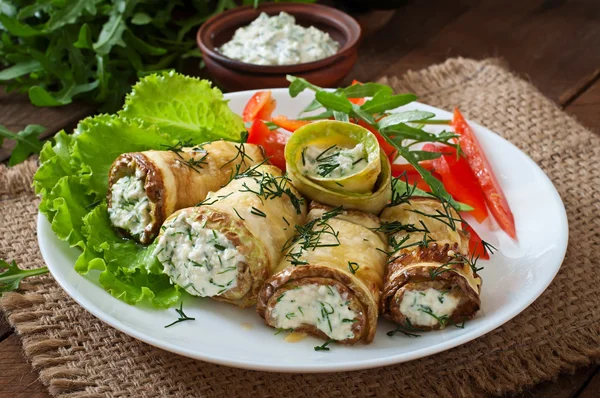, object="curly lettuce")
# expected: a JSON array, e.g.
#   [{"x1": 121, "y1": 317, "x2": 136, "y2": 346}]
[{"x1": 34, "y1": 72, "x2": 244, "y2": 308}]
